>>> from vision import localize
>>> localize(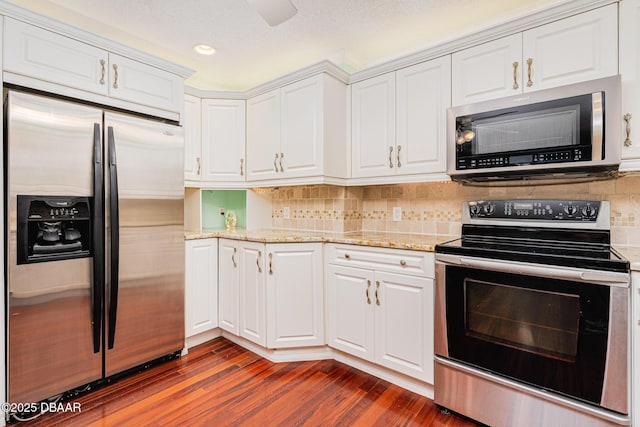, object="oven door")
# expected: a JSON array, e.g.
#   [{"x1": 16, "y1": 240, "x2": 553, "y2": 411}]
[{"x1": 434, "y1": 254, "x2": 629, "y2": 414}]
